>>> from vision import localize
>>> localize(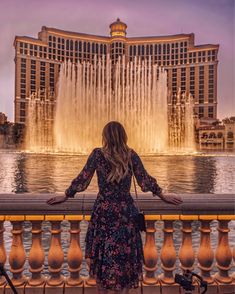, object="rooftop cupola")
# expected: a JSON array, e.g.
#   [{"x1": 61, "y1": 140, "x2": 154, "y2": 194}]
[{"x1": 110, "y1": 18, "x2": 127, "y2": 38}]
